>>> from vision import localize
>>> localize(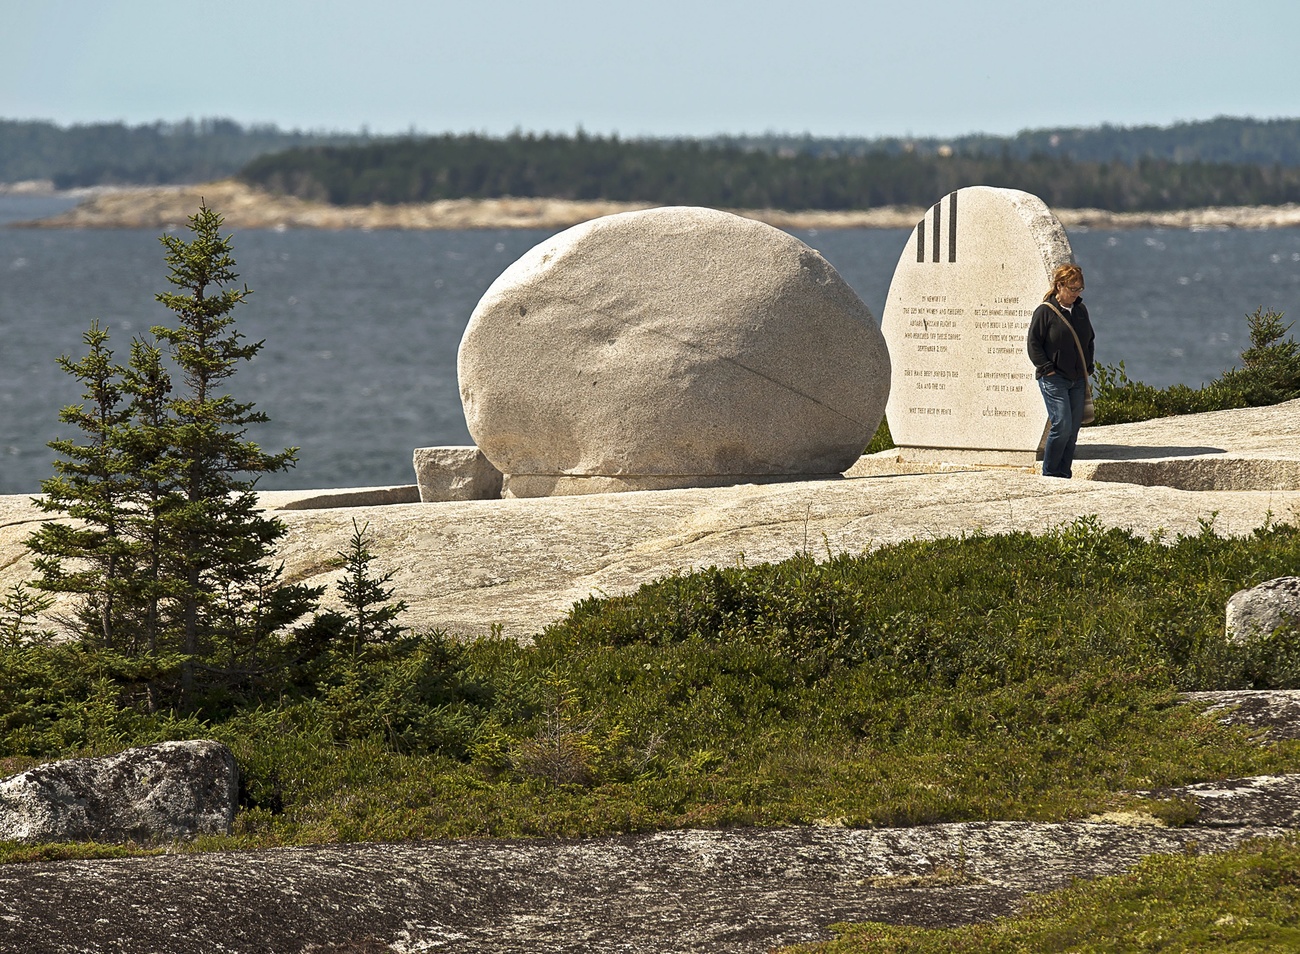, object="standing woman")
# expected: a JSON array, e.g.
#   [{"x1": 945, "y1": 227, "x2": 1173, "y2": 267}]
[{"x1": 1027, "y1": 263, "x2": 1095, "y2": 478}]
